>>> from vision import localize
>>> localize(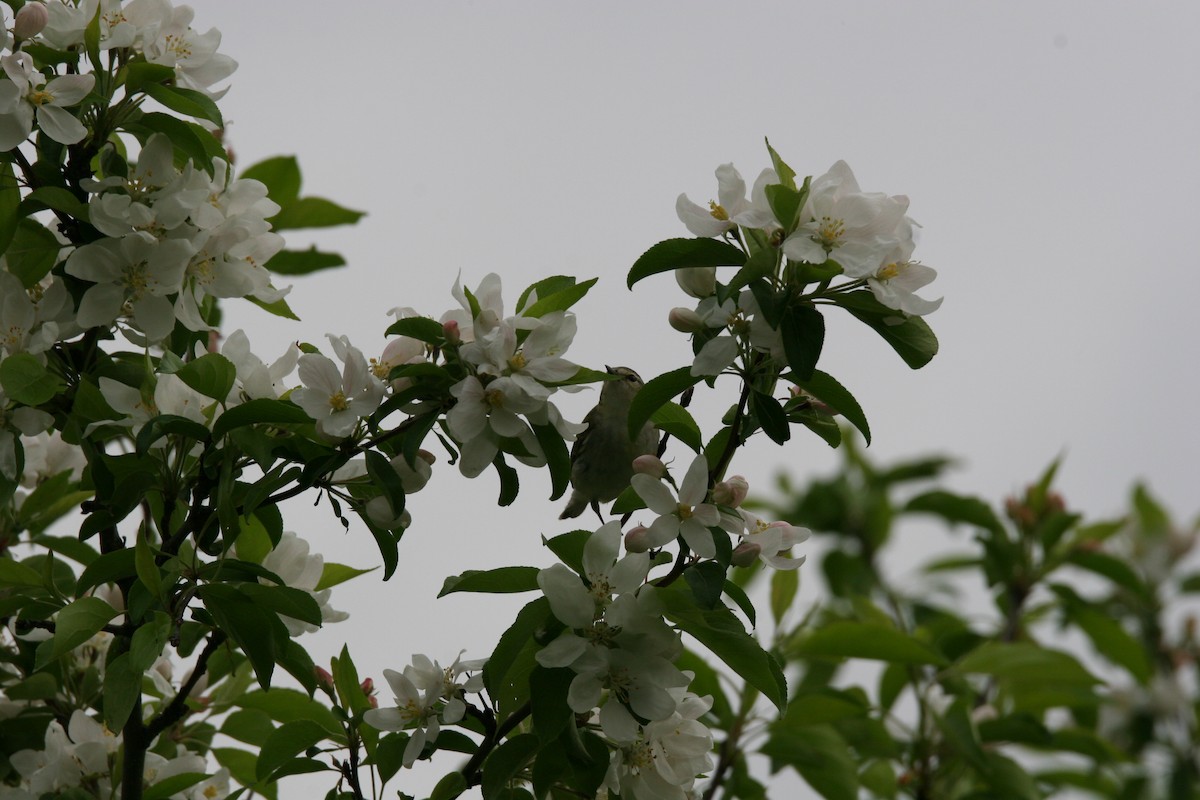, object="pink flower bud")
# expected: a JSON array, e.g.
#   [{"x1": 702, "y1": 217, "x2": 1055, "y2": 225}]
[
  {"x1": 442, "y1": 319, "x2": 461, "y2": 345},
  {"x1": 13, "y1": 2, "x2": 48, "y2": 38},
  {"x1": 360, "y1": 677, "x2": 375, "y2": 695},
  {"x1": 668, "y1": 307, "x2": 706, "y2": 333},
  {"x1": 731, "y1": 541, "x2": 761, "y2": 567},
  {"x1": 314, "y1": 667, "x2": 335, "y2": 689},
  {"x1": 631, "y1": 454, "x2": 666, "y2": 478},
  {"x1": 624, "y1": 524, "x2": 652, "y2": 553},
  {"x1": 712, "y1": 475, "x2": 749, "y2": 507}
]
